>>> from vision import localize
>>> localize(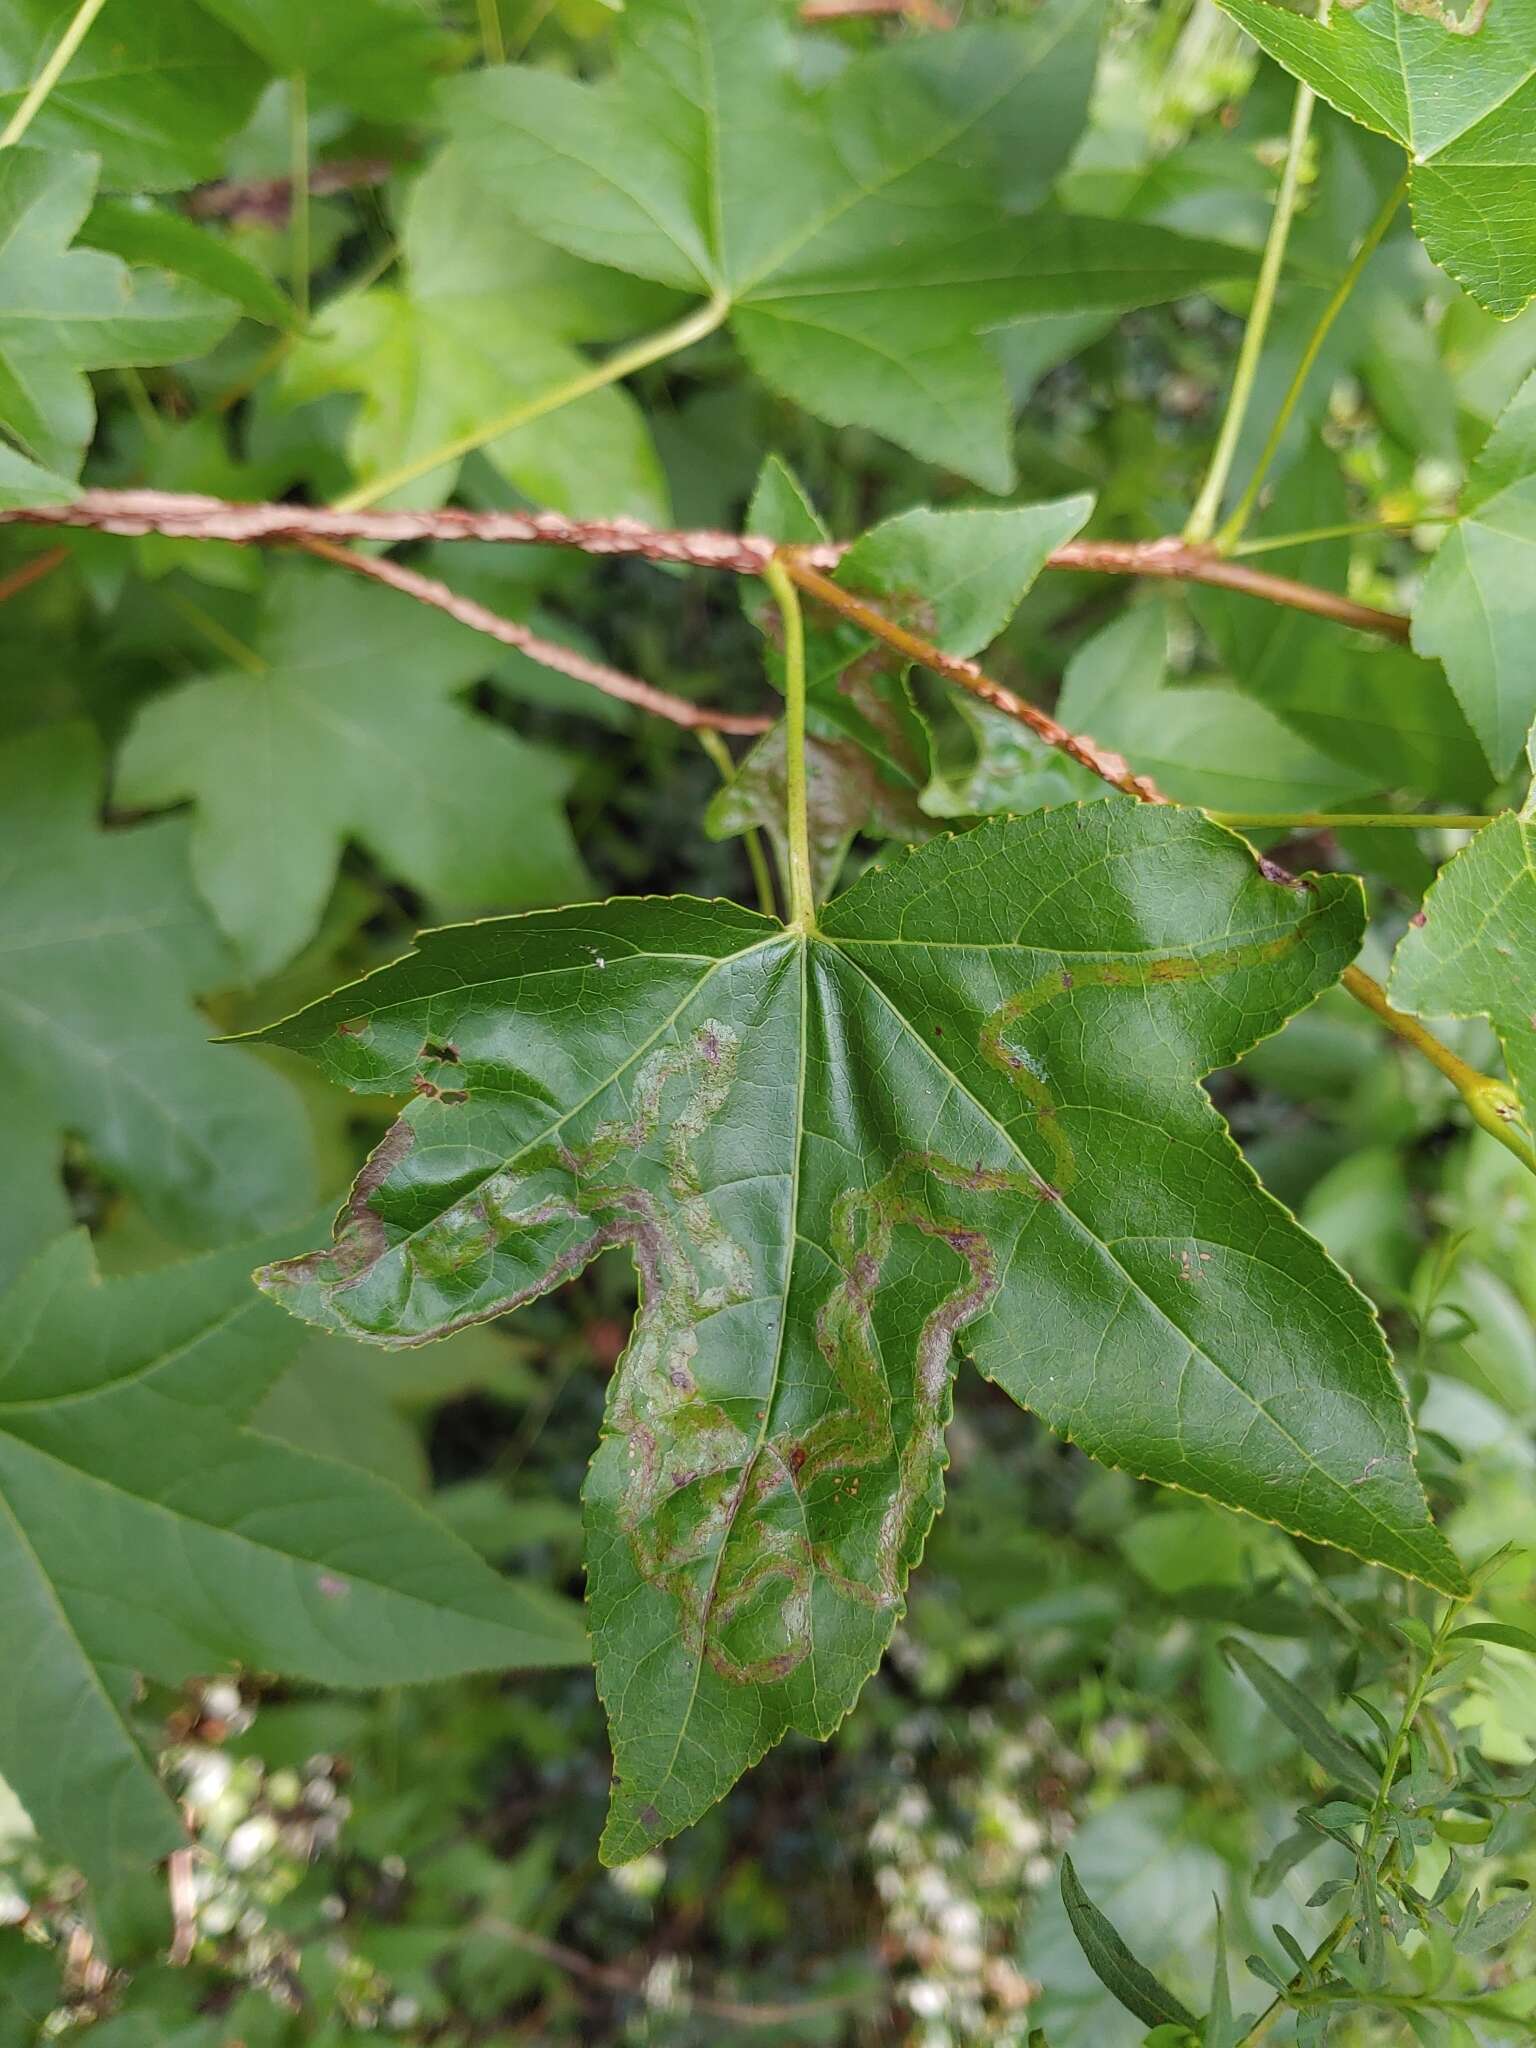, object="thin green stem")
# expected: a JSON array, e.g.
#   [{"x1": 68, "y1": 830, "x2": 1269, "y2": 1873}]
[
  {"x1": 1217, "y1": 169, "x2": 1409, "y2": 552},
  {"x1": 477, "y1": 0, "x2": 506, "y2": 61},
  {"x1": 1231, "y1": 516, "x2": 1448, "y2": 558},
  {"x1": 1214, "y1": 810, "x2": 1493, "y2": 832},
  {"x1": 697, "y1": 729, "x2": 778, "y2": 920},
  {"x1": 1342, "y1": 963, "x2": 1536, "y2": 1177},
  {"x1": 1242, "y1": 1613, "x2": 1462, "y2": 2048},
  {"x1": 1184, "y1": 78, "x2": 1316, "y2": 546},
  {"x1": 0, "y1": 0, "x2": 108, "y2": 147},
  {"x1": 164, "y1": 592, "x2": 268, "y2": 676},
  {"x1": 335, "y1": 294, "x2": 730, "y2": 512},
  {"x1": 763, "y1": 556, "x2": 815, "y2": 931},
  {"x1": 117, "y1": 367, "x2": 162, "y2": 443},
  {"x1": 1239, "y1": 1911, "x2": 1358, "y2": 2046},
  {"x1": 289, "y1": 75, "x2": 310, "y2": 327},
  {"x1": 1368, "y1": 1602, "x2": 1463, "y2": 1833}
]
